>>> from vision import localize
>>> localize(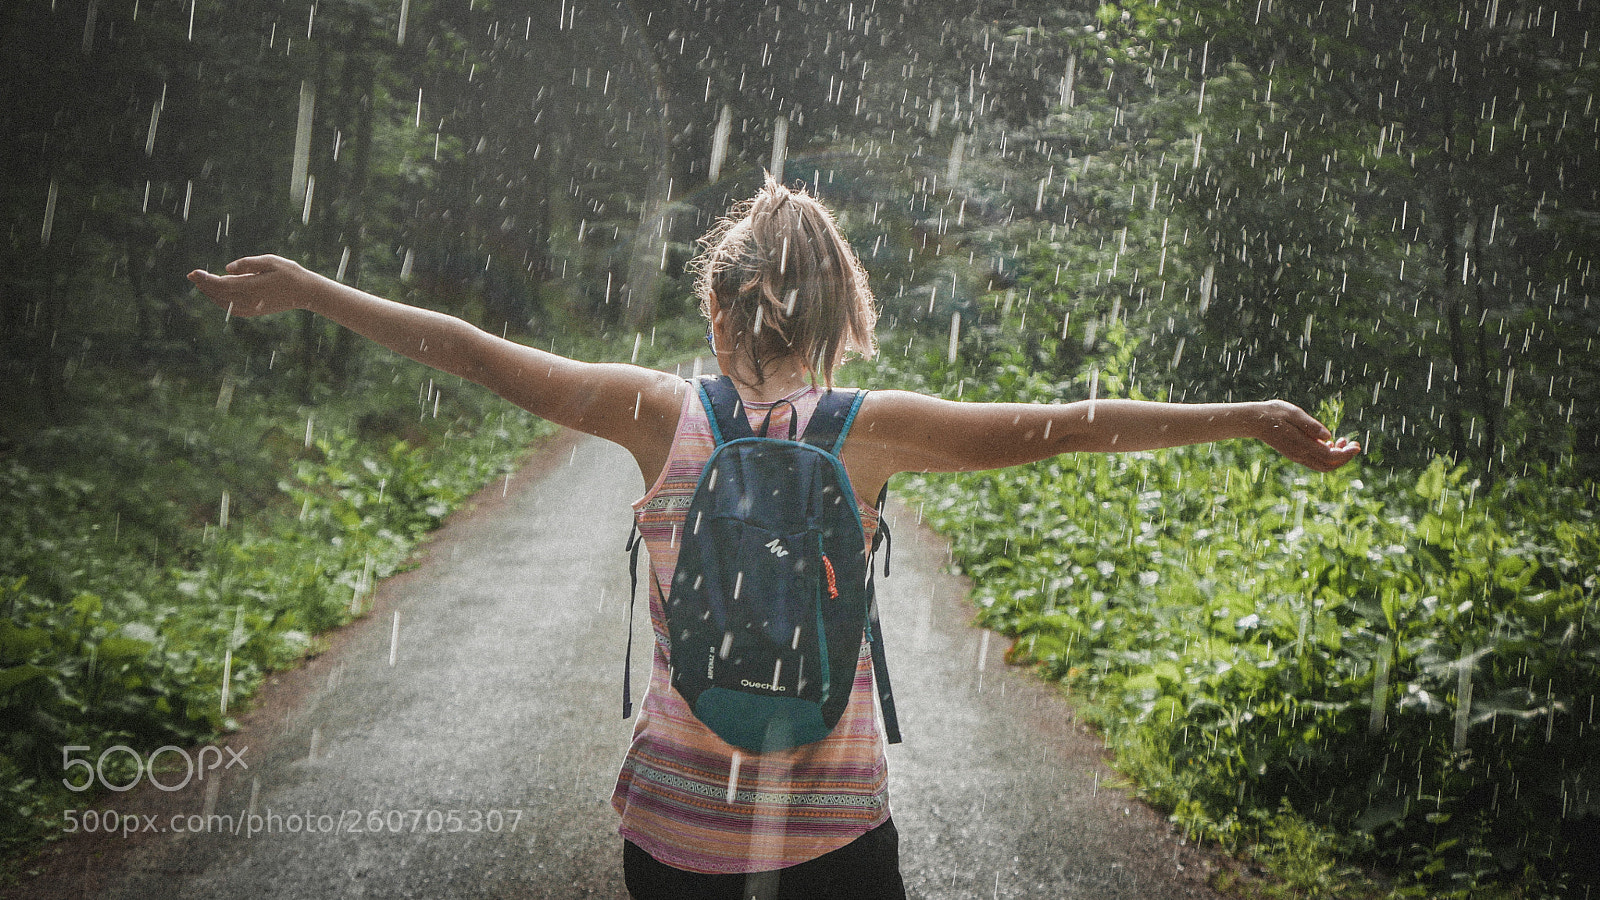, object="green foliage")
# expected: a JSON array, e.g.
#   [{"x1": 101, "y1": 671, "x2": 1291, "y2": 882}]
[
  {"x1": 5, "y1": 0, "x2": 1597, "y2": 891},
  {"x1": 847, "y1": 9, "x2": 1600, "y2": 883},
  {"x1": 875, "y1": 0, "x2": 1600, "y2": 480},
  {"x1": 870, "y1": 336, "x2": 1597, "y2": 896},
  {"x1": 0, "y1": 363, "x2": 553, "y2": 861}
]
